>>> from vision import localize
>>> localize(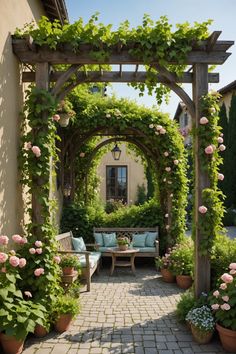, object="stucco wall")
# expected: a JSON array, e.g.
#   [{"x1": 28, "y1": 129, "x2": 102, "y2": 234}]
[
  {"x1": 0, "y1": 0, "x2": 44, "y2": 235},
  {"x1": 97, "y1": 144, "x2": 147, "y2": 205}
]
